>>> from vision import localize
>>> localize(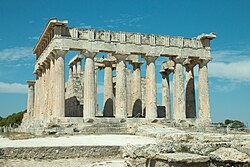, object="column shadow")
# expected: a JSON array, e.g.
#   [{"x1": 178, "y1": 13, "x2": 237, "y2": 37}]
[{"x1": 103, "y1": 98, "x2": 114, "y2": 117}]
